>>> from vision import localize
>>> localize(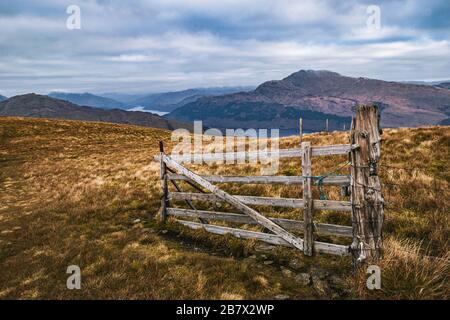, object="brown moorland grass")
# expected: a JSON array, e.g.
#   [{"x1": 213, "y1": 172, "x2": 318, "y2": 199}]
[{"x1": 0, "y1": 116, "x2": 448, "y2": 299}]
